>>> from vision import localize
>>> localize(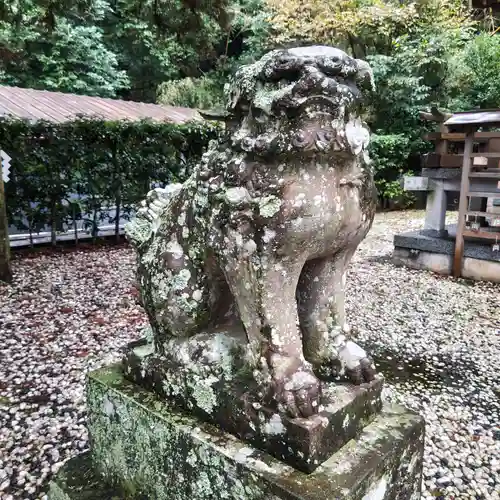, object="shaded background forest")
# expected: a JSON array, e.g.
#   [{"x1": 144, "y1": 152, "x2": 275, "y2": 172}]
[{"x1": 1, "y1": 0, "x2": 500, "y2": 204}]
